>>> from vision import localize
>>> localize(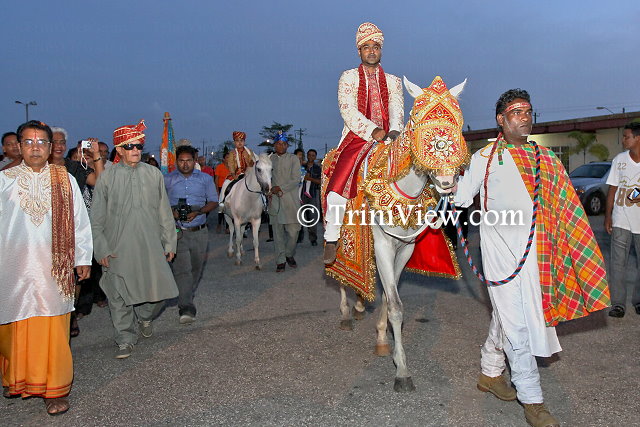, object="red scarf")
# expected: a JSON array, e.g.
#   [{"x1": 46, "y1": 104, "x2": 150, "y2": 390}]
[{"x1": 324, "y1": 64, "x2": 390, "y2": 201}]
